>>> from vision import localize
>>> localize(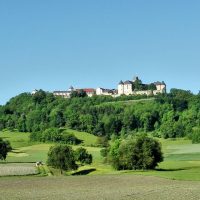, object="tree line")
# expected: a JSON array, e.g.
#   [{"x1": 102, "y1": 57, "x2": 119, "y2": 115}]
[{"x1": 0, "y1": 89, "x2": 200, "y2": 142}]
